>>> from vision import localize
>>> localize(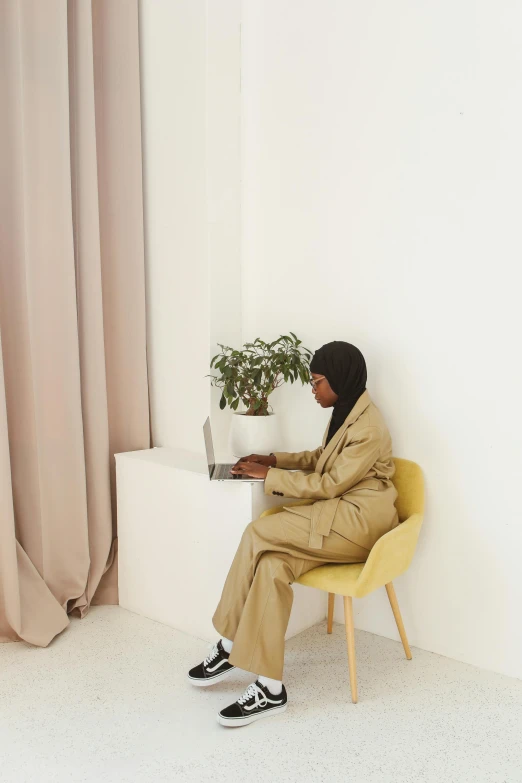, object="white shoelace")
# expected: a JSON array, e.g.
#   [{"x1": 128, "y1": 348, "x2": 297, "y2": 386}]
[
  {"x1": 237, "y1": 682, "x2": 268, "y2": 709},
  {"x1": 203, "y1": 642, "x2": 220, "y2": 667}
]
